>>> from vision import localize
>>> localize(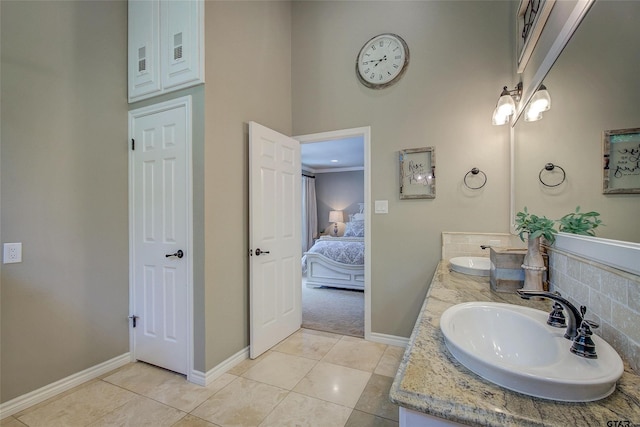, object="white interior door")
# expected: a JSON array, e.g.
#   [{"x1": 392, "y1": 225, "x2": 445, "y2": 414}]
[
  {"x1": 130, "y1": 97, "x2": 192, "y2": 375},
  {"x1": 249, "y1": 121, "x2": 302, "y2": 359}
]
